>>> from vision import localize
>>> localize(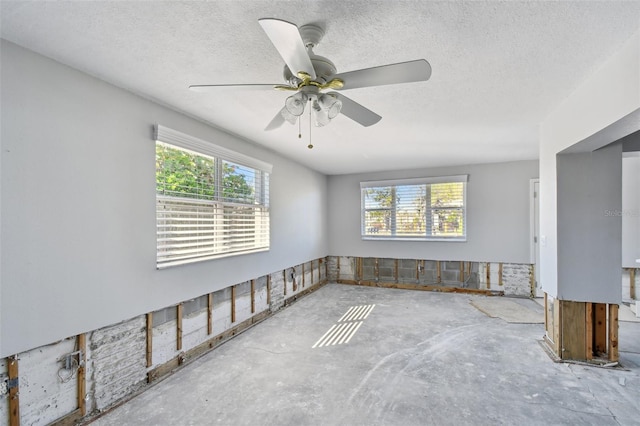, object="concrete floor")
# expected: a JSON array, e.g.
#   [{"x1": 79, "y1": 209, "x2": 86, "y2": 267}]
[{"x1": 91, "y1": 284, "x2": 640, "y2": 426}]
